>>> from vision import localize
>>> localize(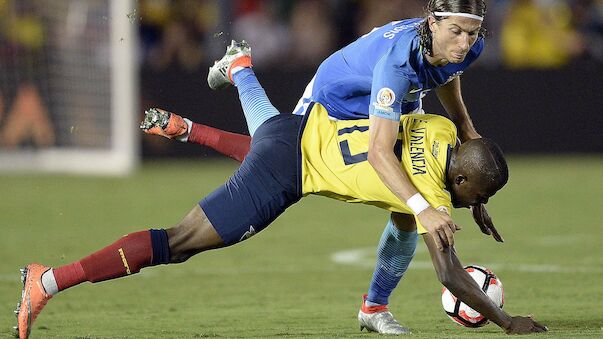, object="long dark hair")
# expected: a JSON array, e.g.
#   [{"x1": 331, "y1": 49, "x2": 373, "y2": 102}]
[{"x1": 418, "y1": 0, "x2": 487, "y2": 56}]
